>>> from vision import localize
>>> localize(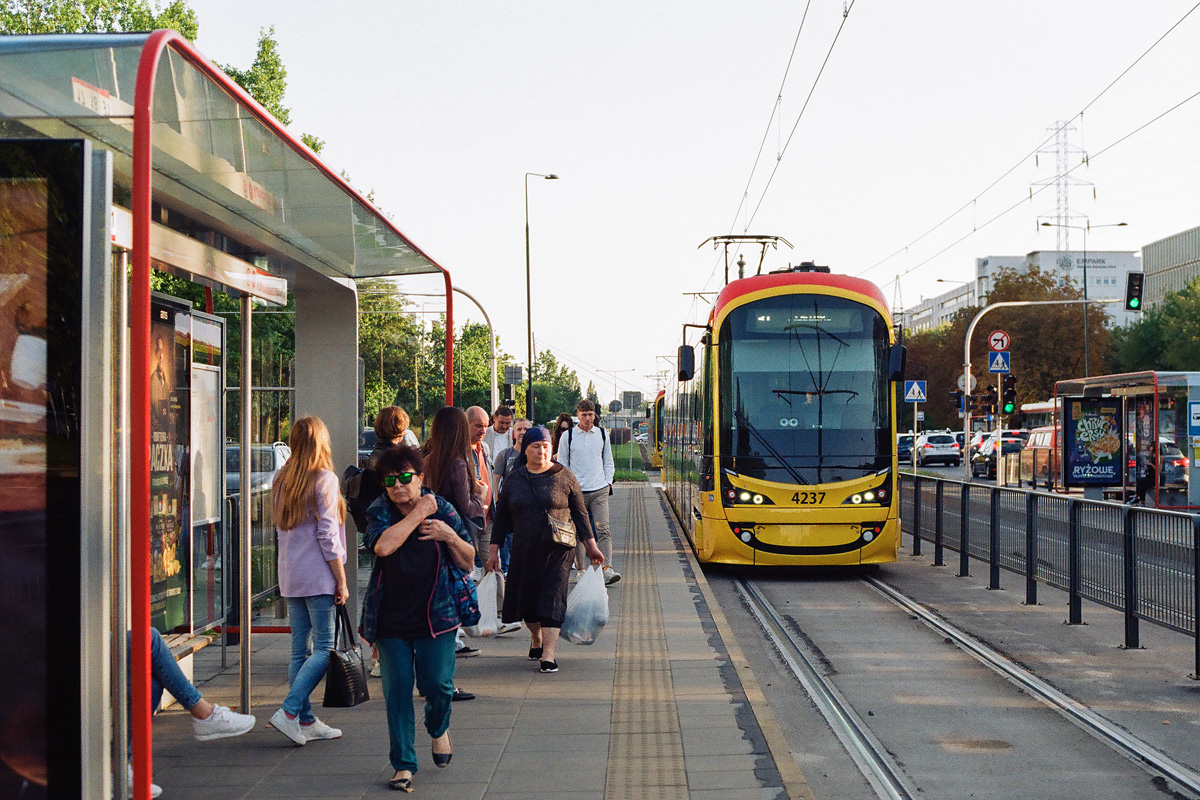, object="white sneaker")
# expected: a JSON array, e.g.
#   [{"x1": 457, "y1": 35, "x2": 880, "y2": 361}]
[
  {"x1": 193, "y1": 704, "x2": 256, "y2": 741},
  {"x1": 269, "y1": 708, "x2": 307, "y2": 746},
  {"x1": 302, "y1": 717, "x2": 342, "y2": 740},
  {"x1": 495, "y1": 622, "x2": 522, "y2": 635},
  {"x1": 603, "y1": 566, "x2": 622, "y2": 585},
  {"x1": 370, "y1": 658, "x2": 382, "y2": 678},
  {"x1": 126, "y1": 765, "x2": 162, "y2": 798}
]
